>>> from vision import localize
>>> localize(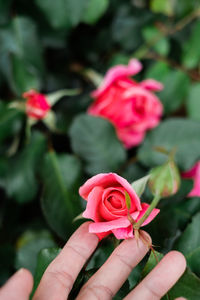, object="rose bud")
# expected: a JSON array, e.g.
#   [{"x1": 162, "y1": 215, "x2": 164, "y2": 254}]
[
  {"x1": 148, "y1": 160, "x2": 181, "y2": 197},
  {"x1": 79, "y1": 173, "x2": 159, "y2": 240},
  {"x1": 88, "y1": 59, "x2": 163, "y2": 149},
  {"x1": 23, "y1": 89, "x2": 51, "y2": 120}
]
